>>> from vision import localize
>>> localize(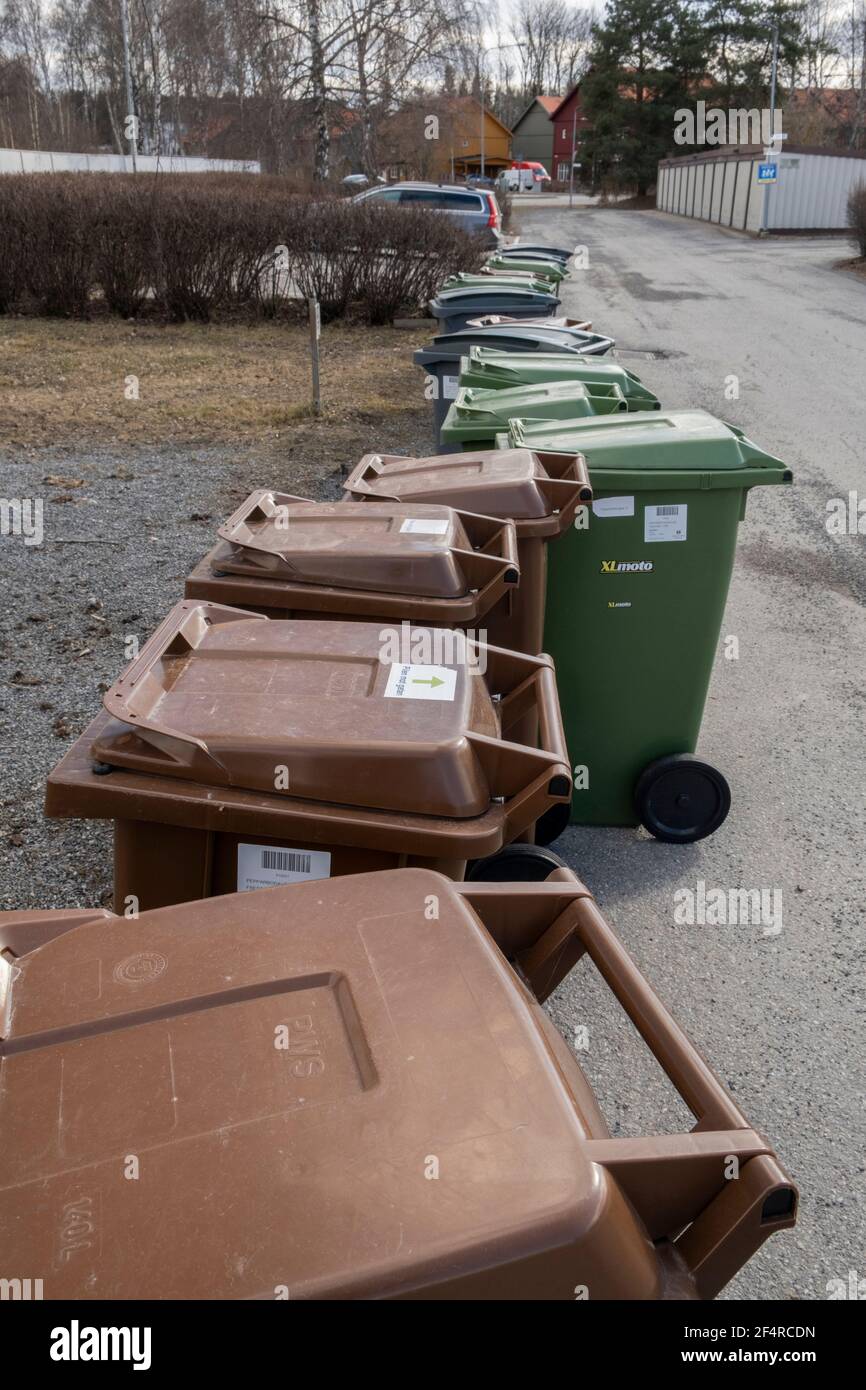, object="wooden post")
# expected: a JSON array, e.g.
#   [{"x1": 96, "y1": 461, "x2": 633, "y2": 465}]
[{"x1": 308, "y1": 297, "x2": 321, "y2": 416}]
